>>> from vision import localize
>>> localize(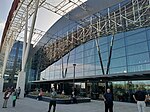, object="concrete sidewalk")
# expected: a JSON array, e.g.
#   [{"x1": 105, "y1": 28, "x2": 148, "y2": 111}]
[{"x1": 0, "y1": 92, "x2": 149, "y2": 112}]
